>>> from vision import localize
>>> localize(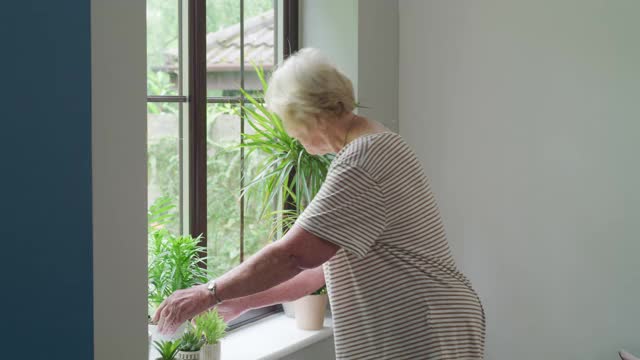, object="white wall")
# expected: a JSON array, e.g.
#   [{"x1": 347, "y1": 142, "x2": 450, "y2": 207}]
[
  {"x1": 301, "y1": 0, "x2": 399, "y2": 131},
  {"x1": 357, "y1": 0, "x2": 399, "y2": 131},
  {"x1": 399, "y1": 1, "x2": 640, "y2": 359},
  {"x1": 300, "y1": 0, "x2": 359, "y2": 95},
  {"x1": 92, "y1": 0, "x2": 148, "y2": 359}
]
